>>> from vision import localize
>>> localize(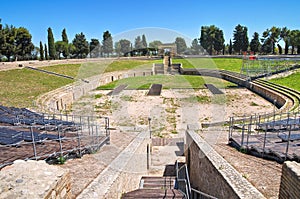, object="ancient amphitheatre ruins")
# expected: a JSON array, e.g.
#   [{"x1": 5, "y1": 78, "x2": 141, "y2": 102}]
[{"x1": 0, "y1": 55, "x2": 300, "y2": 199}]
